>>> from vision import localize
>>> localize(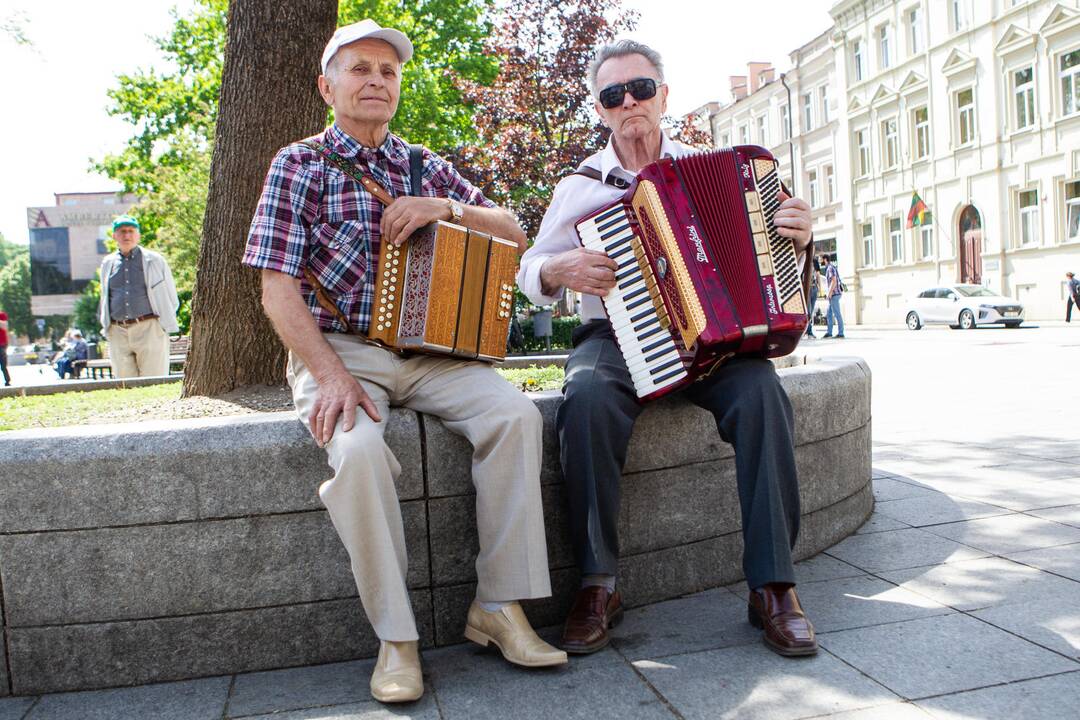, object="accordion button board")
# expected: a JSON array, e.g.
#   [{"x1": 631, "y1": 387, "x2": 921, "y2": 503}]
[{"x1": 369, "y1": 221, "x2": 518, "y2": 361}]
